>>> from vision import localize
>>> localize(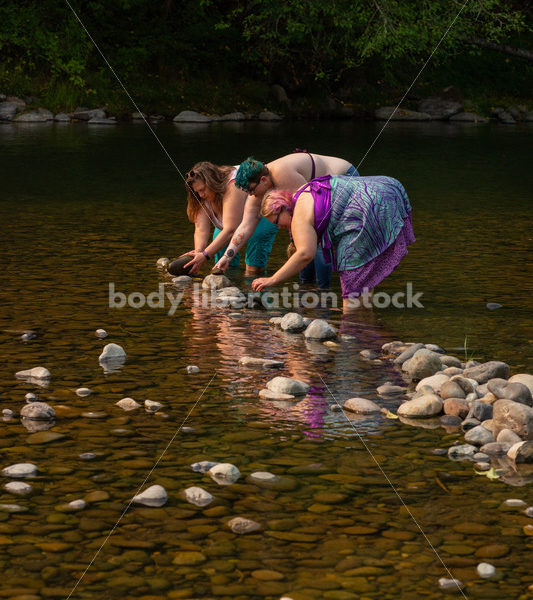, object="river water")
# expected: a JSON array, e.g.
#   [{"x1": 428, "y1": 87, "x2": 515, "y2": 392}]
[{"x1": 0, "y1": 120, "x2": 532, "y2": 599}]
